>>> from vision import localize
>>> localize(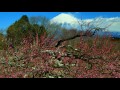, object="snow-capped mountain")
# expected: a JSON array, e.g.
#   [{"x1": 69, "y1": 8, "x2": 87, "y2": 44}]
[
  {"x1": 50, "y1": 13, "x2": 80, "y2": 29},
  {"x1": 50, "y1": 13, "x2": 120, "y2": 38}
]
